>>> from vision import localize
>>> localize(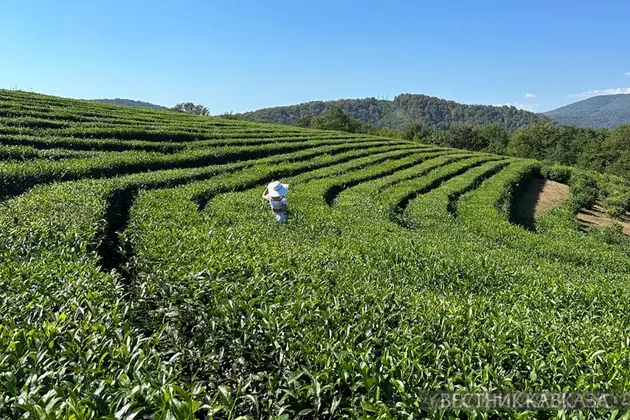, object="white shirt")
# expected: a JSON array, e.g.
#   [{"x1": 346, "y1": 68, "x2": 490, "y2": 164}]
[{"x1": 264, "y1": 195, "x2": 287, "y2": 211}]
